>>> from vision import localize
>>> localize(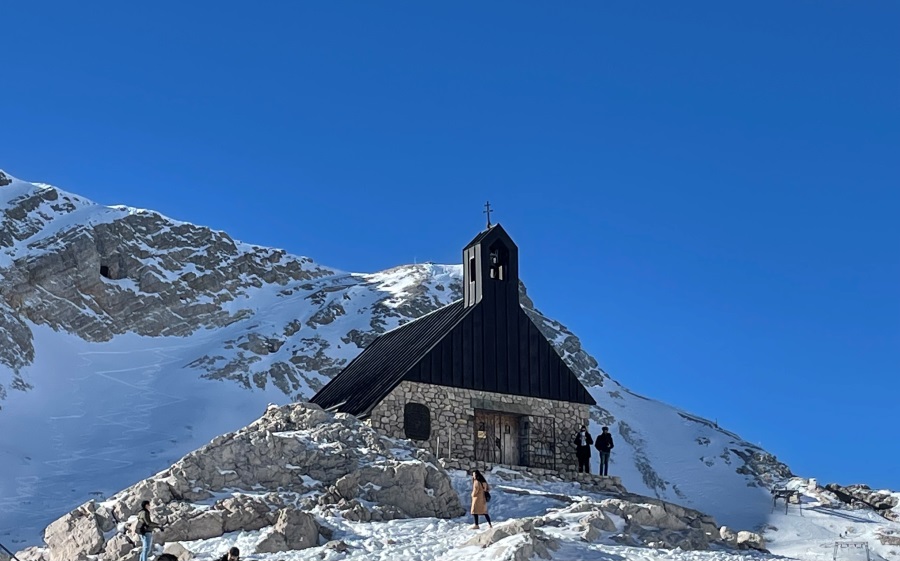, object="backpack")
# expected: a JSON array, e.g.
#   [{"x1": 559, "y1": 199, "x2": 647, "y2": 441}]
[{"x1": 131, "y1": 516, "x2": 147, "y2": 535}]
